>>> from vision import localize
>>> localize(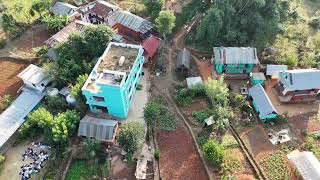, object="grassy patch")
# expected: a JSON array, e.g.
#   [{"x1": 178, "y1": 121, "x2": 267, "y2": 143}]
[
  {"x1": 2, "y1": 0, "x2": 40, "y2": 23},
  {"x1": 65, "y1": 160, "x2": 100, "y2": 180},
  {"x1": 261, "y1": 151, "x2": 290, "y2": 180},
  {"x1": 221, "y1": 134, "x2": 239, "y2": 149},
  {"x1": 221, "y1": 148, "x2": 242, "y2": 175}
]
